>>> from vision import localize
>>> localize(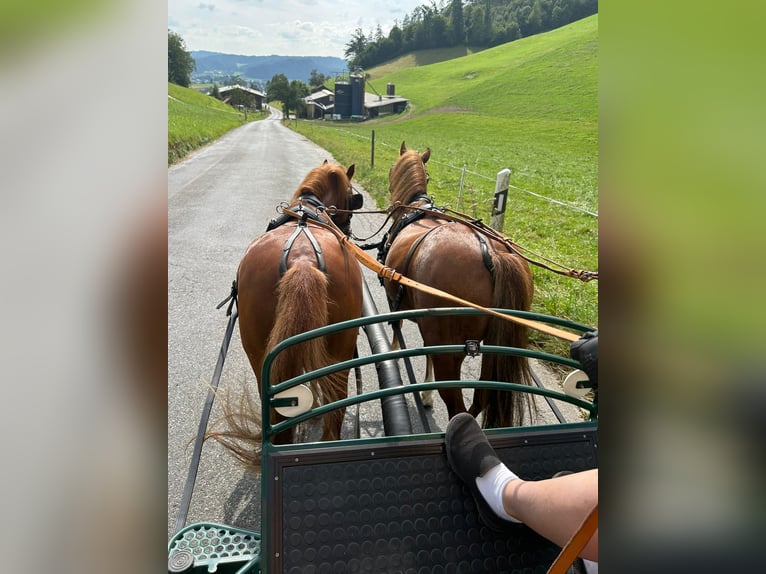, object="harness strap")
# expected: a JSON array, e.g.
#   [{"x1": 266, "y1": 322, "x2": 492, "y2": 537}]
[
  {"x1": 390, "y1": 226, "x2": 441, "y2": 311},
  {"x1": 267, "y1": 205, "x2": 330, "y2": 232},
  {"x1": 282, "y1": 209, "x2": 584, "y2": 343},
  {"x1": 407, "y1": 205, "x2": 598, "y2": 282},
  {"x1": 279, "y1": 221, "x2": 326, "y2": 276},
  {"x1": 378, "y1": 196, "x2": 443, "y2": 265},
  {"x1": 473, "y1": 229, "x2": 494, "y2": 273}
]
